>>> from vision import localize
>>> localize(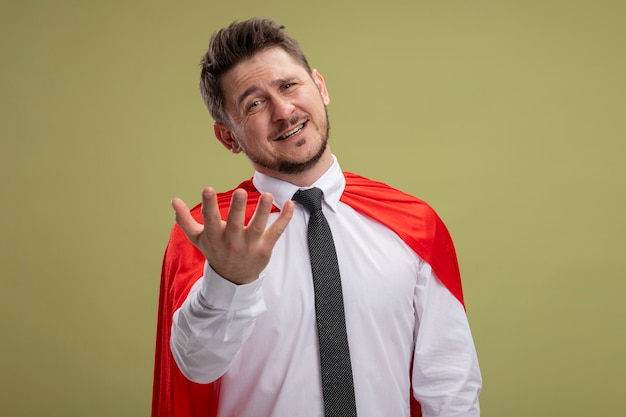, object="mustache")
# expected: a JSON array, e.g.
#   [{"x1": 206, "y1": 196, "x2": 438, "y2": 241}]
[{"x1": 269, "y1": 115, "x2": 306, "y2": 139}]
